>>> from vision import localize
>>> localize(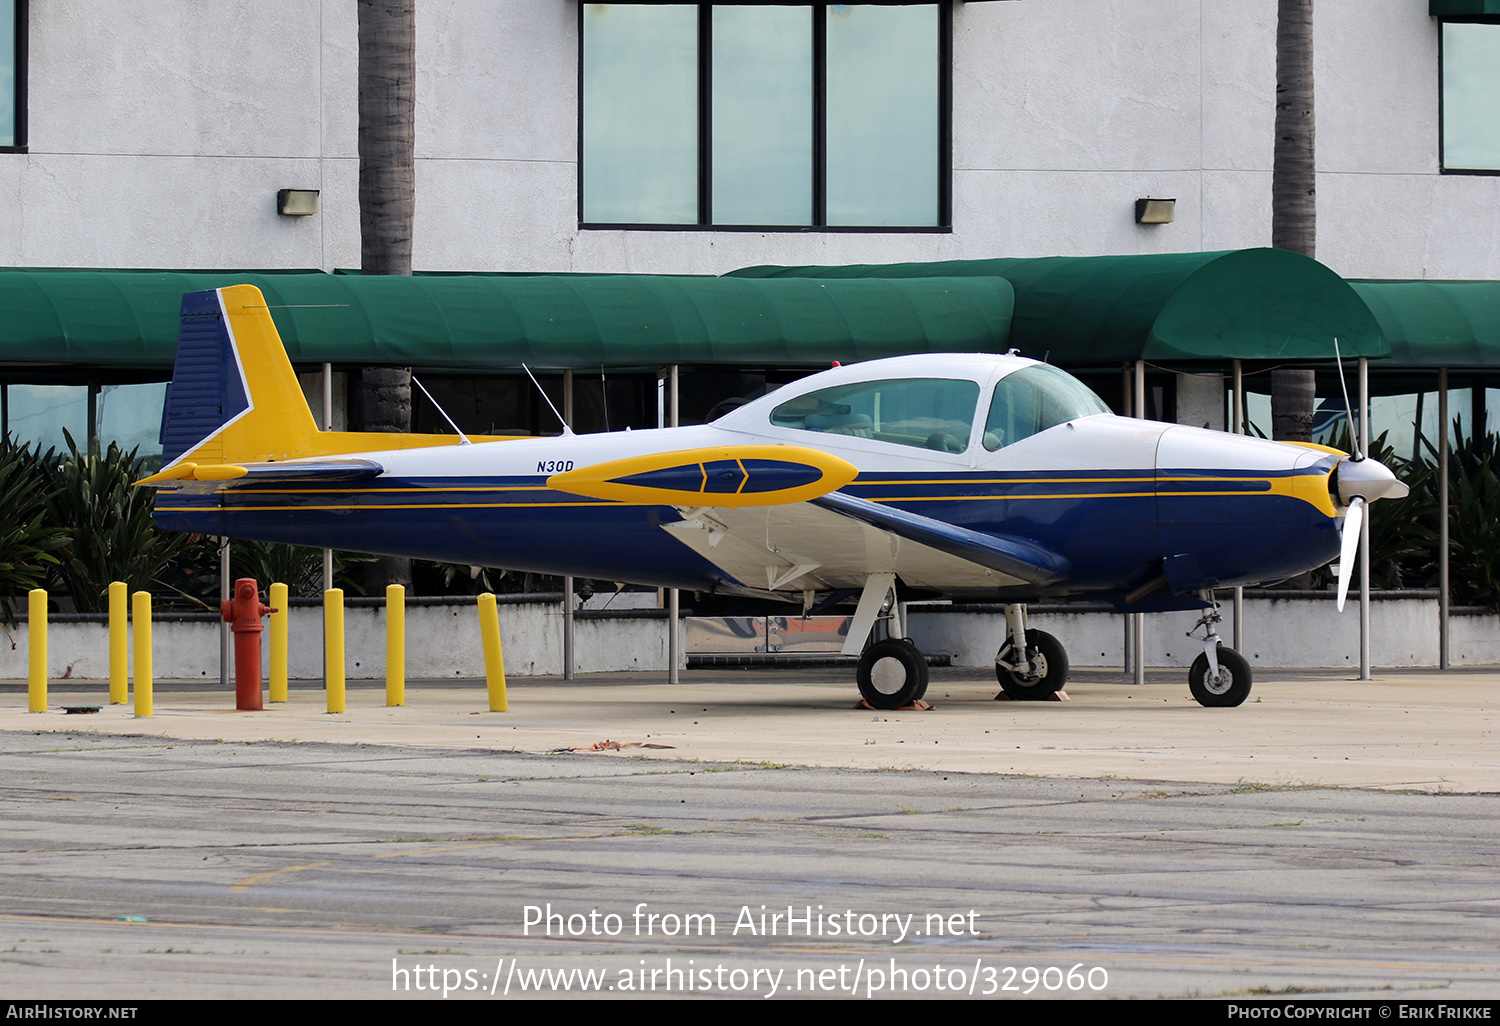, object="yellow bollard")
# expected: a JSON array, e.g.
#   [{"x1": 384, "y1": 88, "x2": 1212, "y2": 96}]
[
  {"x1": 478, "y1": 592, "x2": 507, "y2": 712},
  {"x1": 386, "y1": 584, "x2": 405, "y2": 707},
  {"x1": 269, "y1": 582, "x2": 289, "y2": 703},
  {"x1": 132, "y1": 591, "x2": 152, "y2": 718},
  {"x1": 108, "y1": 582, "x2": 129, "y2": 705},
  {"x1": 27, "y1": 589, "x2": 46, "y2": 712},
  {"x1": 325, "y1": 588, "x2": 345, "y2": 713}
]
